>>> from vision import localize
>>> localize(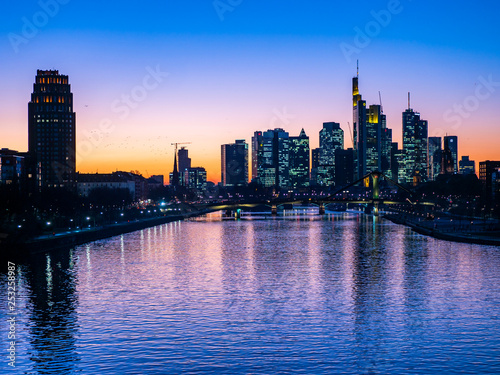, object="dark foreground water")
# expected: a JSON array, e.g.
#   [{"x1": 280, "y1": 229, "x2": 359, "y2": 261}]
[{"x1": 1, "y1": 212, "x2": 499, "y2": 374}]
